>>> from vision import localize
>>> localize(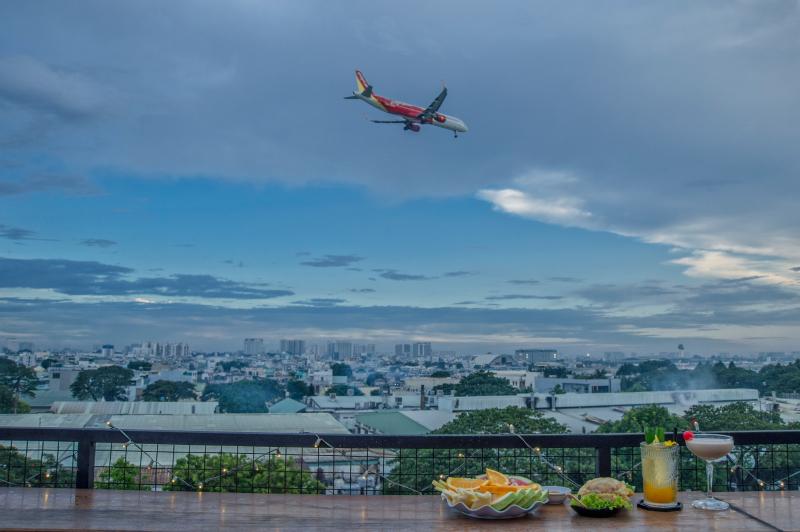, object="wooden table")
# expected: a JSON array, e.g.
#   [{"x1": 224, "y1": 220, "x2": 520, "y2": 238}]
[{"x1": 0, "y1": 489, "x2": 796, "y2": 531}]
